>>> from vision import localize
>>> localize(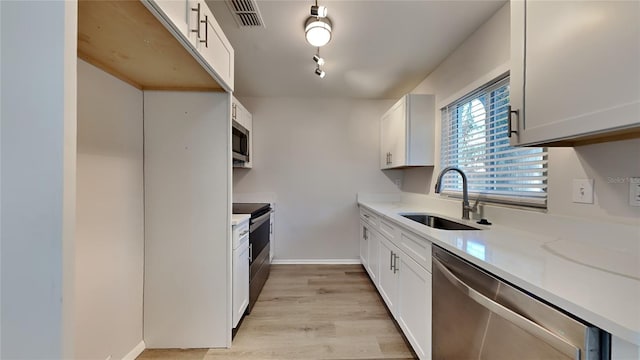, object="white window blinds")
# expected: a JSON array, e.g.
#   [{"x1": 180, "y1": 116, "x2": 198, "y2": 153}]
[{"x1": 440, "y1": 76, "x2": 548, "y2": 208}]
